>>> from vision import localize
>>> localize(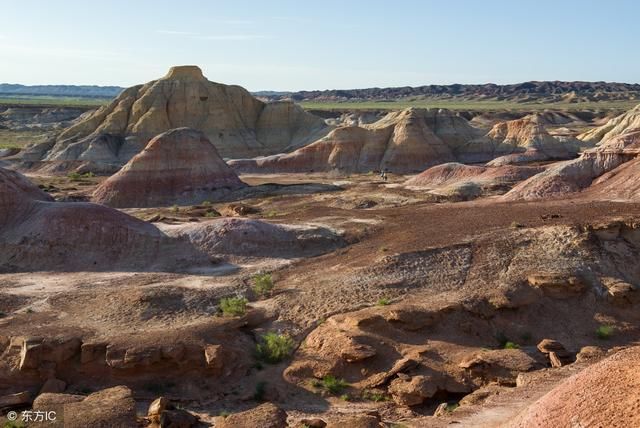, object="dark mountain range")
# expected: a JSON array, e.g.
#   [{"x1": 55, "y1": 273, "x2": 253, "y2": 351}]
[{"x1": 0, "y1": 83, "x2": 124, "y2": 98}]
